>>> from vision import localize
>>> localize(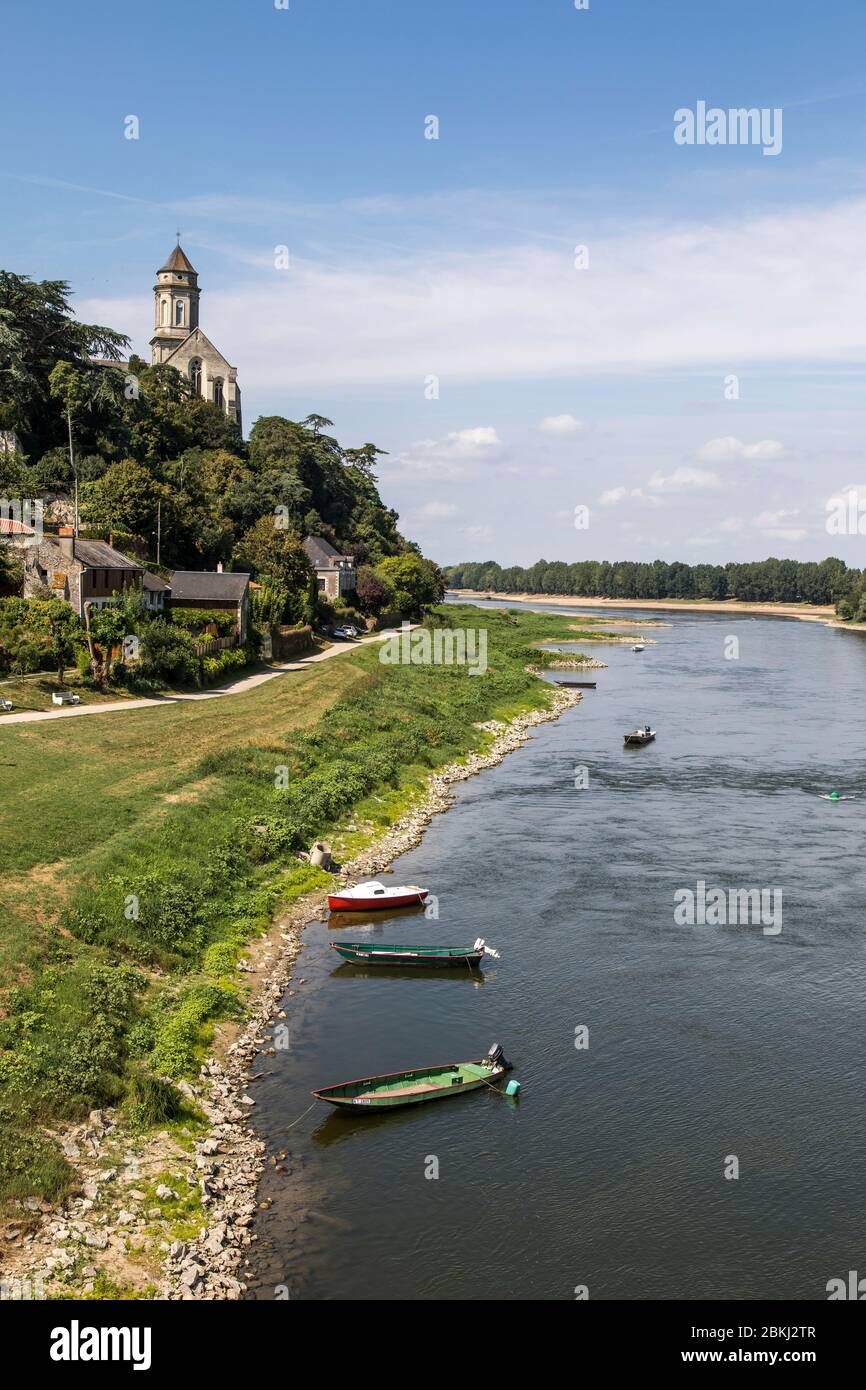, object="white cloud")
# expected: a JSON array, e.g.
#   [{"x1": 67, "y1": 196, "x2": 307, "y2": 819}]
[
  {"x1": 647, "y1": 466, "x2": 721, "y2": 492},
  {"x1": 460, "y1": 524, "x2": 493, "y2": 541},
  {"x1": 393, "y1": 427, "x2": 502, "y2": 477},
  {"x1": 697, "y1": 437, "x2": 785, "y2": 463},
  {"x1": 80, "y1": 196, "x2": 866, "y2": 393},
  {"x1": 598, "y1": 486, "x2": 628, "y2": 505},
  {"x1": 752, "y1": 508, "x2": 807, "y2": 541},
  {"x1": 753, "y1": 508, "x2": 800, "y2": 528},
  {"x1": 539, "y1": 414, "x2": 584, "y2": 435},
  {"x1": 416, "y1": 501, "x2": 457, "y2": 520},
  {"x1": 762, "y1": 527, "x2": 808, "y2": 541}
]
